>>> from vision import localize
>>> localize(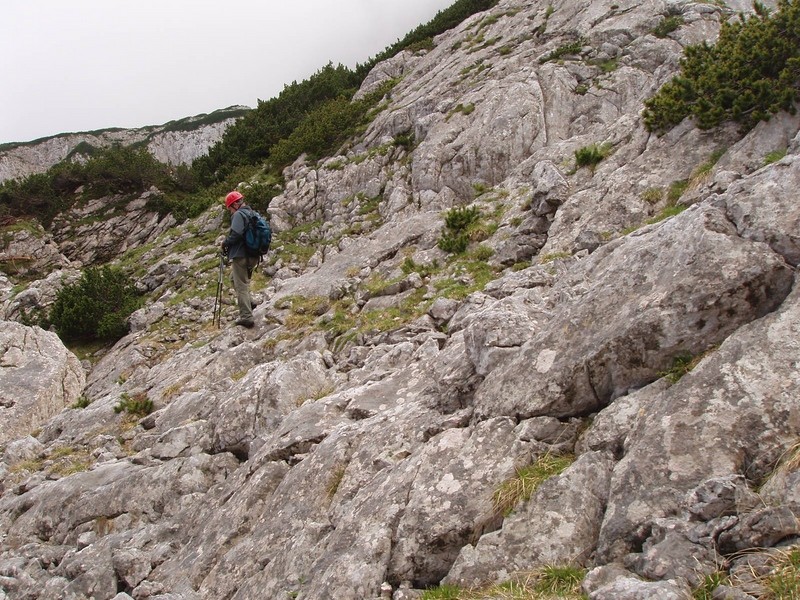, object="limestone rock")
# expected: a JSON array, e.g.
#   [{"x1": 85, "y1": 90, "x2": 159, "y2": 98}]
[
  {"x1": 0, "y1": 223, "x2": 70, "y2": 282},
  {"x1": 51, "y1": 189, "x2": 175, "y2": 266},
  {"x1": 444, "y1": 451, "x2": 614, "y2": 587},
  {"x1": 723, "y1": 154, "x2": 800, "y2": 266},
  {"x1": 473, "y1": 203, "x2": 793, "y2": 422},
  {"x1": 2, "y1": 269, "x2": 80, "y2": 323},
  {"x1": 1, "y1": 437, "x2": 44, "y2": 467},
  {"x1": 0, "y1": 108, "x2": 244, "y2": 184},
  {"x1": 0, "y1": 322, "x2": 85, "y2": 444},
  {"x1": 597, "y1": 282, "x2": 800, "y2": 562}
]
